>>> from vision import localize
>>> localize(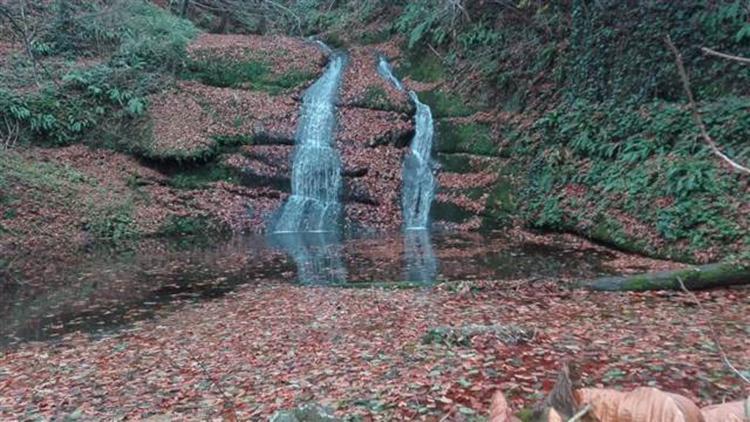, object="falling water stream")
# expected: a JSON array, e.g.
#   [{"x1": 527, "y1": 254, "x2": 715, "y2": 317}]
[
  {"x1": 377, "y1": 56, "x2": 437, "y2": 230},
  {"x1": 377, "y1": 56, "x2": 439, "y2": 283},
  {"x1": 273, "y1": 50, "x2": 347, "y2": 233}
]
